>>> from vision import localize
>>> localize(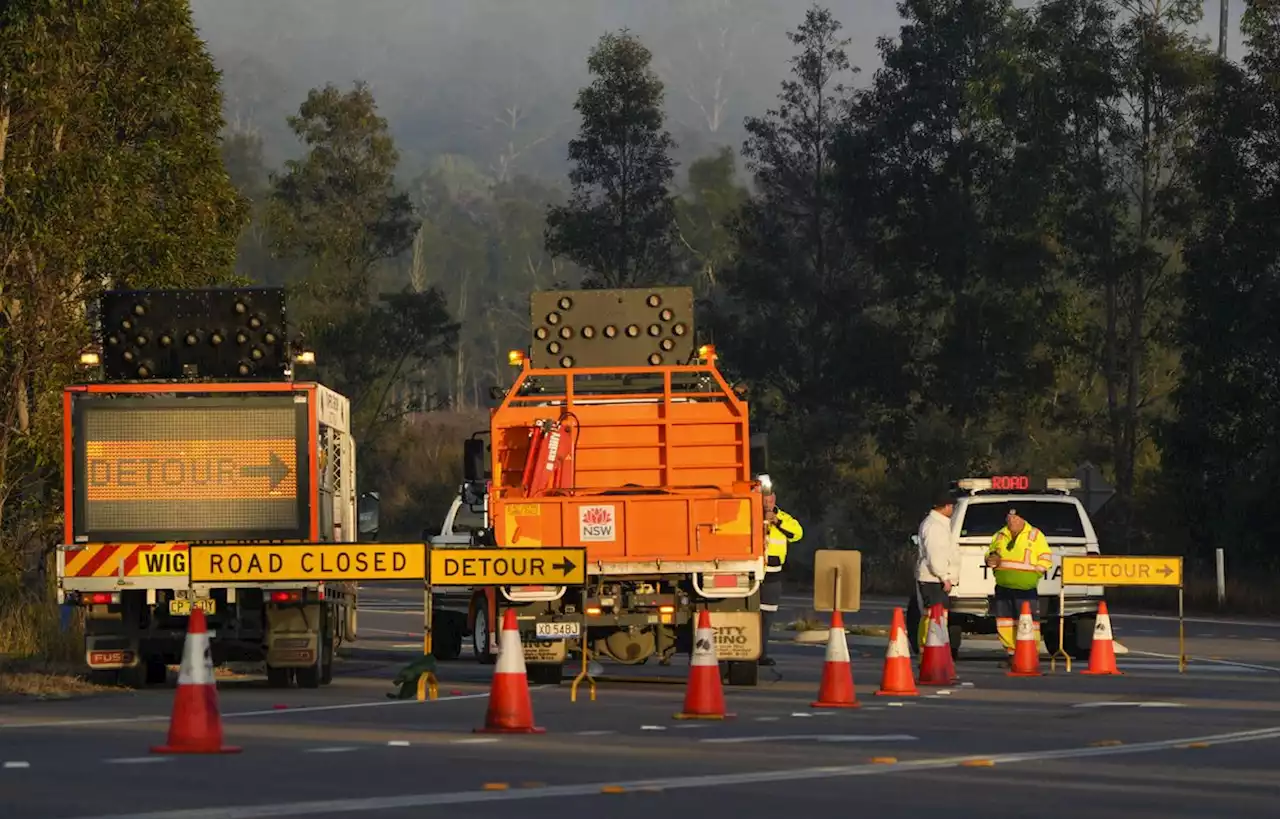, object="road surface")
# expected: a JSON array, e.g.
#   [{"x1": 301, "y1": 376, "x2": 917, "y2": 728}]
[{"x1": 1, "y1": 586, "x2": 1277, "y2": 818}]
